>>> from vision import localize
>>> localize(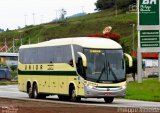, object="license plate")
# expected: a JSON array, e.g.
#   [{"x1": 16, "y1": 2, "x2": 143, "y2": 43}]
[{"x1": 105, "y1": 92, "x2": 112, "y2": 96}]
